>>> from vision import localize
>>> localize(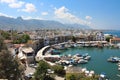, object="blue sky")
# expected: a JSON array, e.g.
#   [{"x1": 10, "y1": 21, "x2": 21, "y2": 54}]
[{"x1": 0, "y1": 0, "x2": 120, "y2": 30}]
